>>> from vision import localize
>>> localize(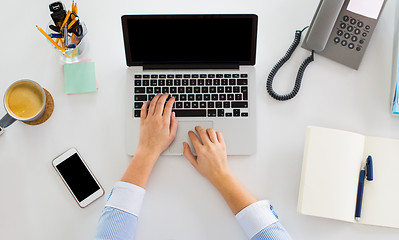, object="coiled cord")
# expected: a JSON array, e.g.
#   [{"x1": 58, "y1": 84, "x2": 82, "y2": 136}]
[{"x1": 266, "y1": 27, "x2": 314, "y2": 101}]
